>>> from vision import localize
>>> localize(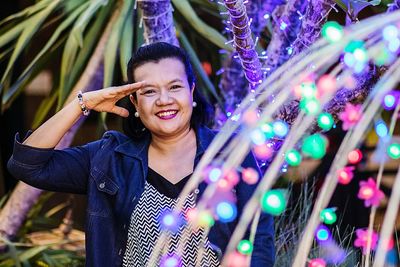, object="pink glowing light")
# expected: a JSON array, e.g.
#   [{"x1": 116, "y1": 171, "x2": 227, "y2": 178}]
[
  {"x1": 339, "y1": 103, "x2": 363, "y2": 130},
  {"x1": 358, "y1": 178, "x2": 385, "y2": 207},
  {"x1": 308, "y1": 258, "x2": 326, "y2": 267},
  {"x1": 354, "y1": 228, "x2": 378, "y2": 254},
  {"x1": 242, "y1": 168, "x2": 259, "y2": 185},
  {"x1": 337, "y1": 166, "x2": 355, "y2": 184}
]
